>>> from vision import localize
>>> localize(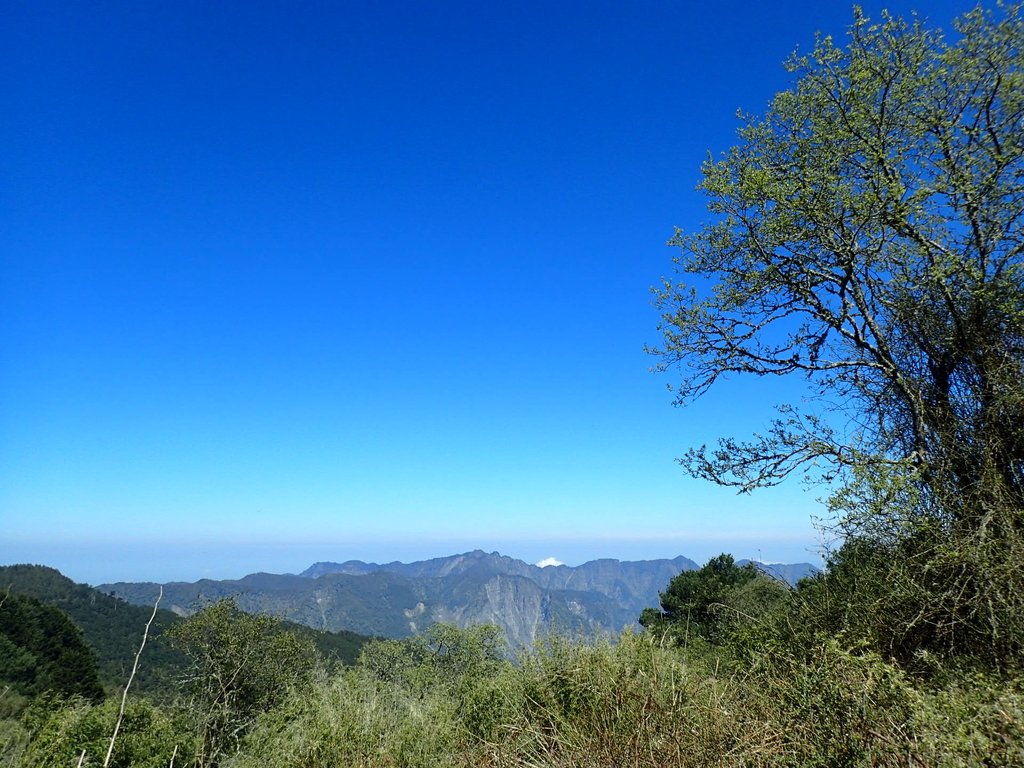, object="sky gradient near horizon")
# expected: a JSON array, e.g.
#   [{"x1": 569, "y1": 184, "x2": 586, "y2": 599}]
[{"x1": 2, "y1": 0, "x2": 969, "y2": 585}]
